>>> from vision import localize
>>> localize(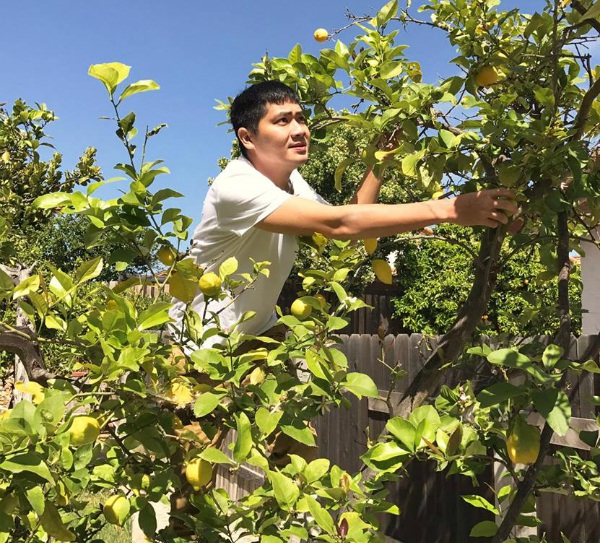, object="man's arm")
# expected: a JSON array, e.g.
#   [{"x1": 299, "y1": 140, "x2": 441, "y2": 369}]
[
  {"x1": 256, "y1": 188, "x2": 517, "y2": 240},
  {"x1": 348, "y1": 166, "x2": 382, "y2": 205}
]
